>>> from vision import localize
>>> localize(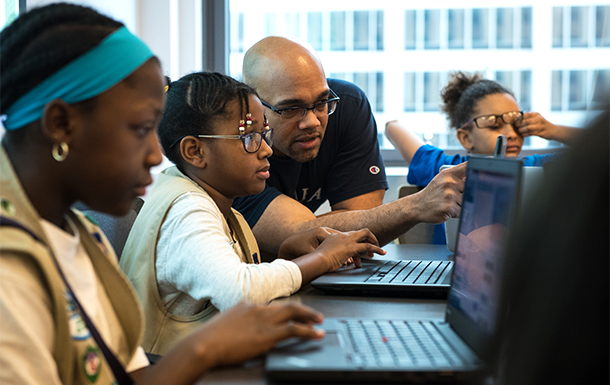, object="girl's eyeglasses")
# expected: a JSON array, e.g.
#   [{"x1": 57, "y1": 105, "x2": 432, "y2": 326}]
[
  {"x1": 461, "y1": 111, "x2": 524, "y2": 130},
  {"x1": 197, "y1": 127, "x2": 274, "y2": 153}
]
